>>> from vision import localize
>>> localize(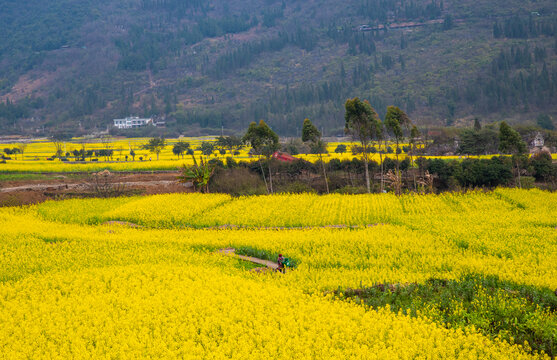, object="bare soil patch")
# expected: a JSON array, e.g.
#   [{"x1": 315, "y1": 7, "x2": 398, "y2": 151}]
[{"x1": 0, "y1": 172, "x2": 191, "y2": 206}]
